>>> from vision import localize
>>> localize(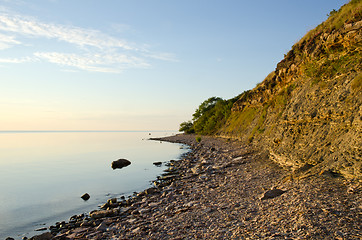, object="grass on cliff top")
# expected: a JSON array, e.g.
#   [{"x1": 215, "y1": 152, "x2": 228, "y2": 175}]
[{"x1": 299, "y1": 0, "x2": 362, "y2": 44}]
